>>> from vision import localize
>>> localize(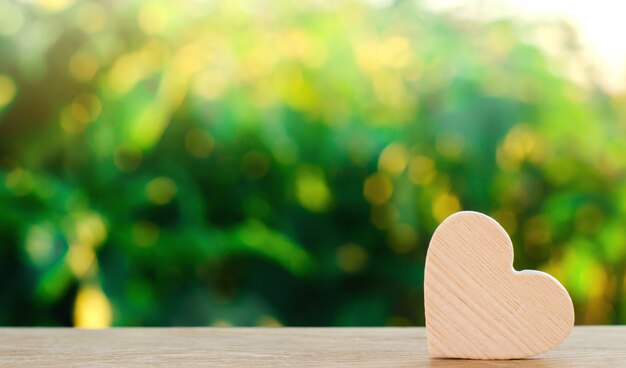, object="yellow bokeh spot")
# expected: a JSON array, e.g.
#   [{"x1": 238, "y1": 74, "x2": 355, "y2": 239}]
[
  {"x1": 0, "y1": 74, "x2": 17, "y2": 108},
  {"x1": 75, "y1": 213, "x2": 107, "y2": 248},
  {"x1": 185, "y1": 129, "x2": 215, "y2": 159},
  {"x1": 295, "y1": 166, "x2": 332, "y2": 213},
  {"x1": 97, "y1": 41, "x2": 162, "y2": 96},
  {"x1": 107, "y1": 53, "x2": 144, "y2": 96},
  {"x1": 138, "y1": 3, "x2": 170, "y2": 34},
  {"x1": 256, "y1": 315, "x2": 282, "y2": 327},
  {"x1": 193, "y1": 69, "x2": 228, "y2": 101},
  {"x1": 381, "y1": 36, "x2": 412, "y2": 69},
  {"x1": 388, "y1": 223, "x2": 418, "y2": 254},
  {"x1": 363, "y1": 173, "x2": 393, "y2": 205},
  {"x1": 69, "y1": 52, "x2": 100, "y2": 82},
  {"x1": 378, "y1": 143, "x2": 409, "y2": 175},
  {"x1": 435, "y1": 133, "x2": 465, "y2": 160},
  {"x1": 497, "y1": 124, "x2": 546, "y2": 171},
  {"x1": 5, "y1": 168, "x2": 34, "y2": 196},
  {"x1": 36, "y1": 0, "x2": 75, "y2": 12},
  {"x1": 432, "y1": 191, "x2": 461, "y2": 223},
  {"x1": 372, "y1": 74, "x2": 411, "y2": 111},
  {"x1": 71, "y1": 103, "x2": 91, "y2": 125},
  {"x1": 66, "y1": 243, "x2": 96, "y2": 278},
  {"x1": 140, "y1": 40, "x2": 168, "y2": 72},
  {"x1": 277, "y1": 29, "x2": 328, "y2": 68},
  {"x1": 74, "y1": 93, "x2": 102, "y2": 121},
  {"x1": 114, "y1": 144, "x2": 143, "y2": 172},
  {"x1": 132, "y1": 221, "x2": 159, "y2": 247},
  {"x1": 408, "y1": 156, "x2": 435, "y2": 185},
  {"x1": 173, "y1": 42, "x2": 206, "y2": 75},
  {"x1": 241, "y1": 44, "x2": 275, "y2": 82},
  {"x1": 73, "y1": 285, "x2": 112, "y2": 328},
  {"x1": 355, "y1": 36, "x2": 412, "y2": 74},
  {"x1": 25, "y1": 224, "x2": 55, "y2": 266},
  {"x1": 145, "y1": 177, "x2": 178, "y2": 205},
  {"x1": 60, "y1": 94, "x2": 101, "y2": 133},
  {"x1": 59, "y1": 106, "x2": 79, "y2": 133},
  {"x1": 336, "y1": 243, "x2": 369, "y2": 273},
  {"x1": 281, "y1": 68, "x2": 319, "y2": 112}
]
